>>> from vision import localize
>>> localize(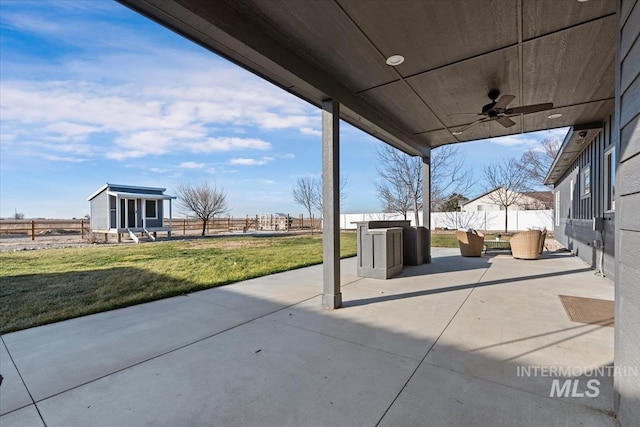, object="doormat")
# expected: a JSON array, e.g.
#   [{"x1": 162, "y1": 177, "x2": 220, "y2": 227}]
[{"x1": 558, "y1": 295, "x2": 614, "y2": 327}]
